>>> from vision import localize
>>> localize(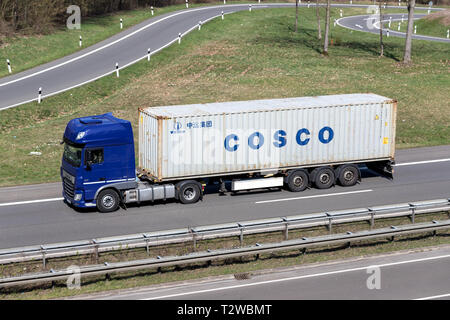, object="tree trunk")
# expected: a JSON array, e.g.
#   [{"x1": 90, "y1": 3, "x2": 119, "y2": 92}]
[
  {"x1": 323, "y1": 0, "x2": 330, "y2": 55},
  {"x1": 379, "y1": 0, "x2": 383, "y2": 57},
  {"x1": 295, "y1": 0, "x2": 299, "y2": 33},
  {"x1": 316, "y1": 0, "x2": 322, "y2": 40},
  {"x1": 403, "y1": 0, "x2": 416, "y2": 63}
]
